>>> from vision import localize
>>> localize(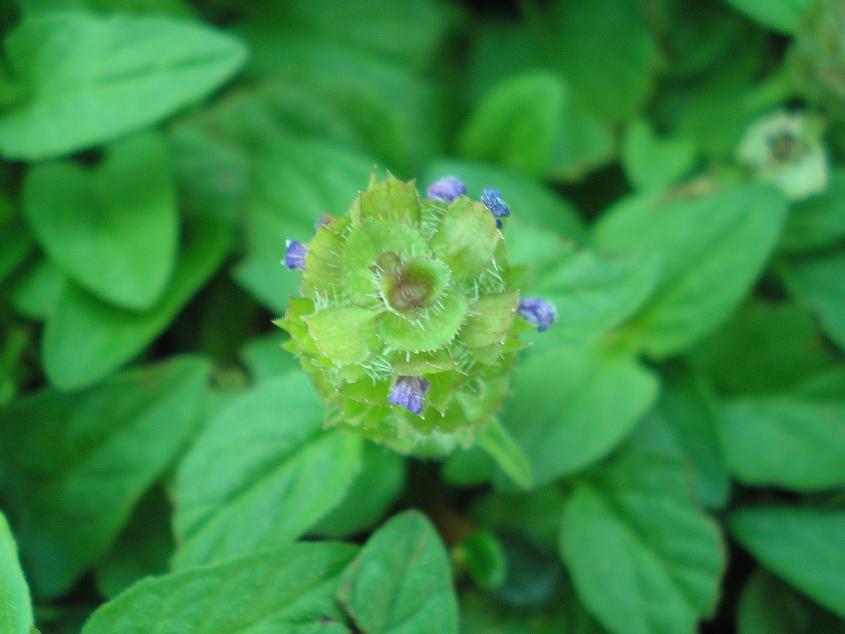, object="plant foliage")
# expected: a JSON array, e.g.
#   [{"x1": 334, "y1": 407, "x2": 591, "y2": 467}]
[{"x1": 0, "y1": 0, "x2": 843, "y2": 632}]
